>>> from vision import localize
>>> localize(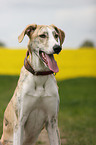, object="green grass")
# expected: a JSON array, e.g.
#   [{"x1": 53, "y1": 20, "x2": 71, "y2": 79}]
[
  {"x1": 0, "y1": 75, "x2": 19, "y2": 136},
  {"x1": 0, "y1": 76, "x2": 96, "y2": 145},
  {"x1": 58, "y1": 78, "x2": 96, "y2": 145}
]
